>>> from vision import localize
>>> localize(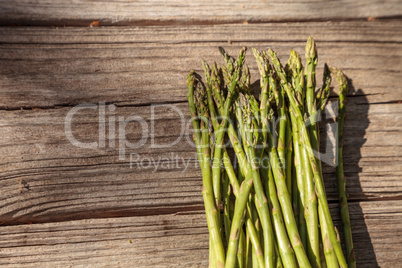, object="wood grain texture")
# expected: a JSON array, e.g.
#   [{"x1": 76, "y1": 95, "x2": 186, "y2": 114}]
[
  {"x1": 0, "y1": 200, "x2": 400, "y2": 267},
  {"x1": 0, "y1": 99, "x2": 401, "y2": 225},
  {"x1": 0, "y1": 21, "x2": 401, "y2": 109},
  {"x1": 0, "y1": 212, "x2": 210, "y2": 267},
  {"x1": 0, "y1": 0, "x2": 401, "y2": 26},
  {"x1": 0, "y1": 19, "x2": 401, "y2": 267}
]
